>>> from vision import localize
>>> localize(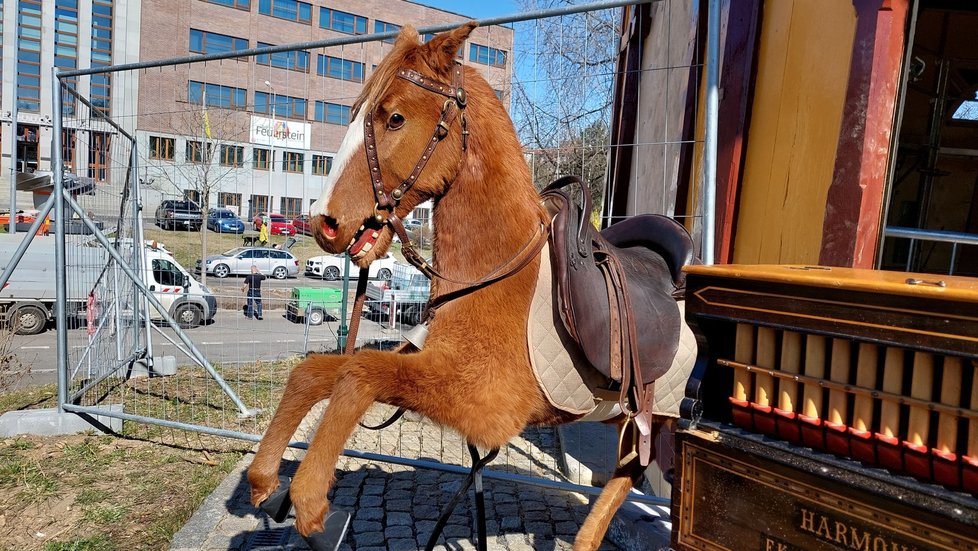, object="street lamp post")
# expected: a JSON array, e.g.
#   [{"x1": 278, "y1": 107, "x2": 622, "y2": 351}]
[{"x1": 264, "y1": 81, "x2": 276, "y2": 220}]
